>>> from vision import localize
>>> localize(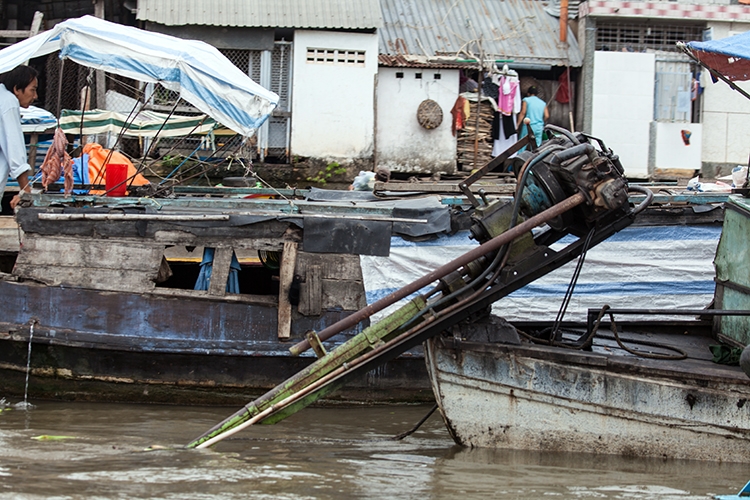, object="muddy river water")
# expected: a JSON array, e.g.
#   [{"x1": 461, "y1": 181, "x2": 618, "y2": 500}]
[{"x1": 0, "y1": 400, "x2": 746, "y2": 499}]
